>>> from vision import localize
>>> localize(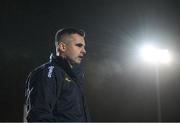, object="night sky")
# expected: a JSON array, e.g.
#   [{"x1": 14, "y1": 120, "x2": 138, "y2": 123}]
[{"x1": 1, "y1": 0, "x2": 180, "y2": 121}]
